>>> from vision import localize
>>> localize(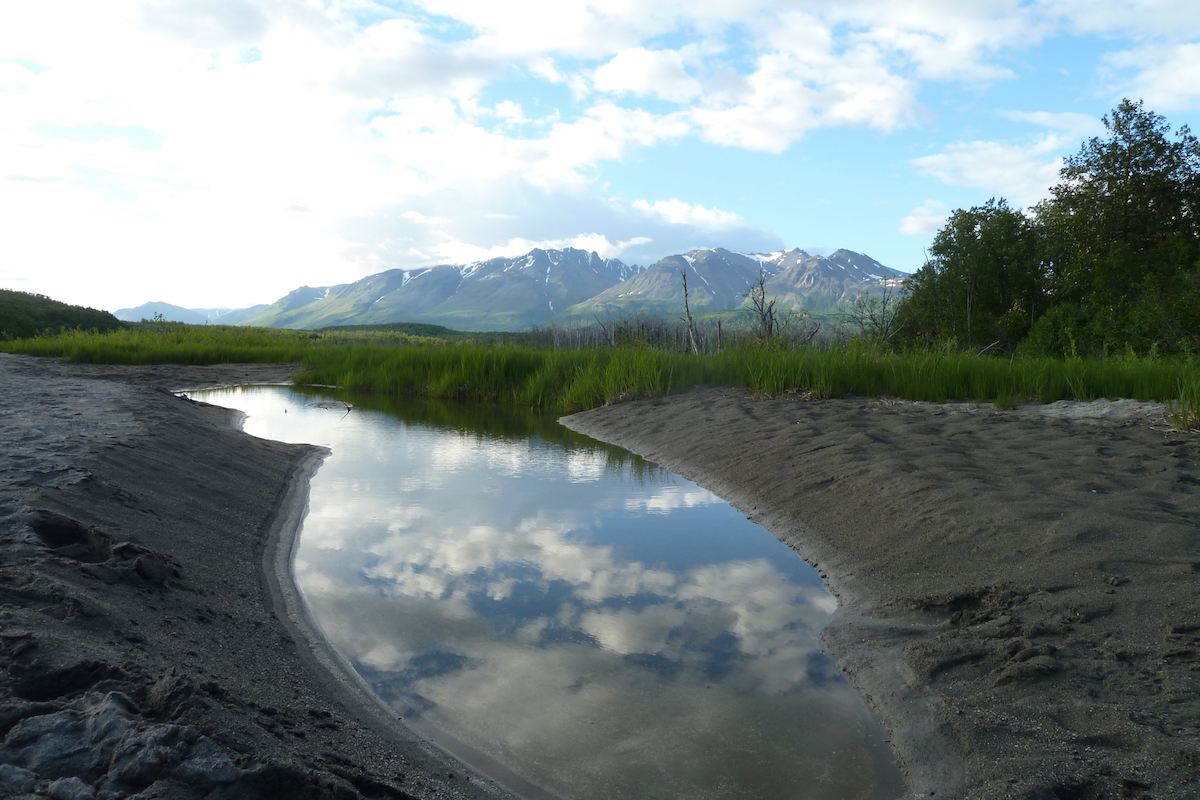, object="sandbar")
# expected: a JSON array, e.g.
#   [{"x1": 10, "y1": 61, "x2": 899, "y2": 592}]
[{"x1": 563, "y1": 388, "x2": 1200, "y2": 799}]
